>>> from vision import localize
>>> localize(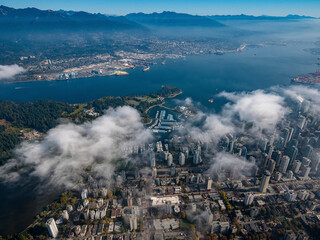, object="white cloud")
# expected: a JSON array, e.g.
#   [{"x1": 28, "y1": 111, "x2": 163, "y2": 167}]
[
  {"x1": 0, "y1": 64, "x2": 25, "y2": 80},
  {"x1": 207, "y1": 152, "x2": 255, "y2": 180},
  {"x1": 218, "y1": 90, "x2": 287, "y2": 133},
  {"x1": 181, "y1": 110, "x2": 234, "y2": 147},
  {"x1": 0, "y1": 106, "x2": 153, "y2": 189},
  {"x1": 282, "y1": 85, "x2": 320, "y2": 113}
]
